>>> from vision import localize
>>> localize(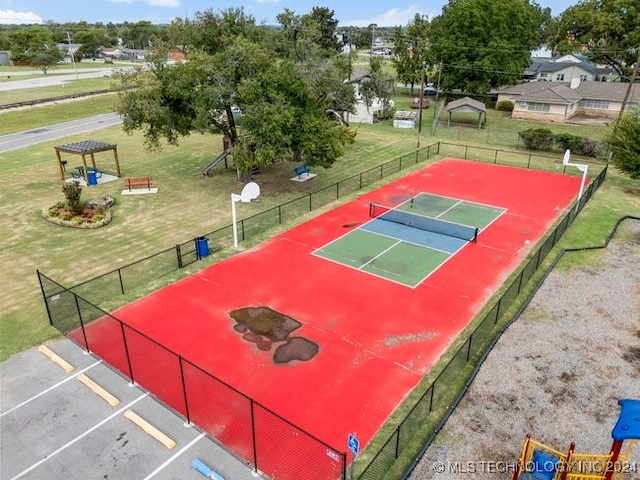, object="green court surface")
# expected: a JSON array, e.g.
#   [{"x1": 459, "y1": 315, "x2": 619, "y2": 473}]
[{"x1": 314, "y1": 193, "x2": 506, "y2": 287}]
